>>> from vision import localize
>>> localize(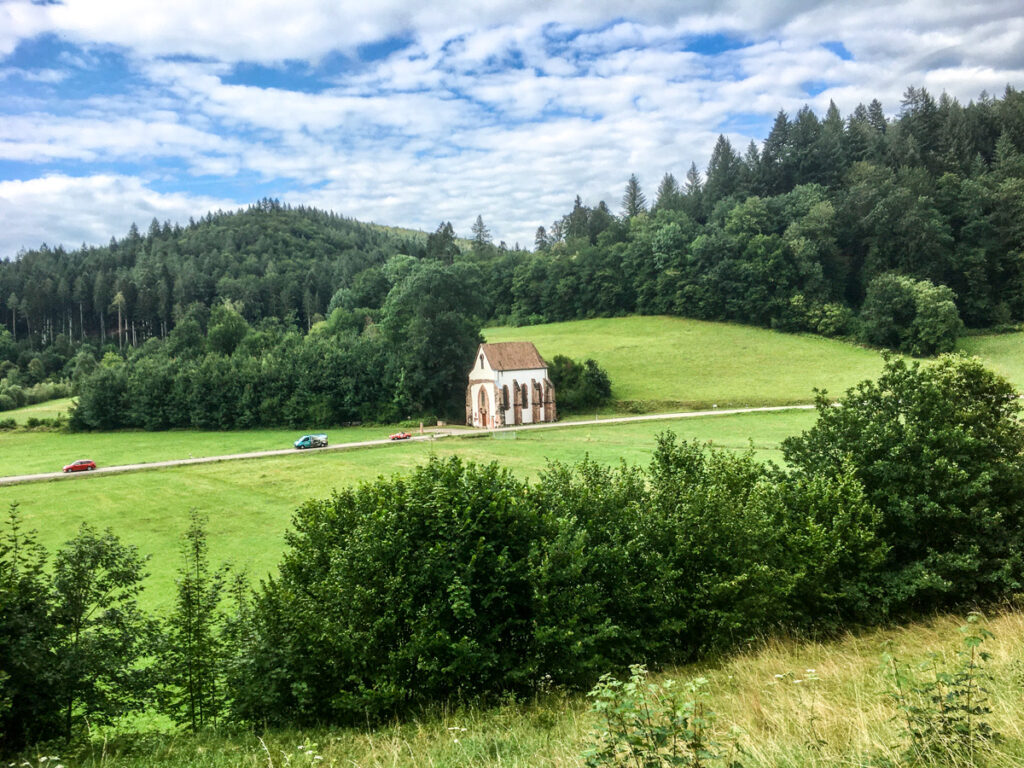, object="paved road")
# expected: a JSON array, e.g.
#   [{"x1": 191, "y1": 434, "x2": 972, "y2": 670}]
[{"x1": 0, "y1": 404, "x2": 814, "y2": 487}]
